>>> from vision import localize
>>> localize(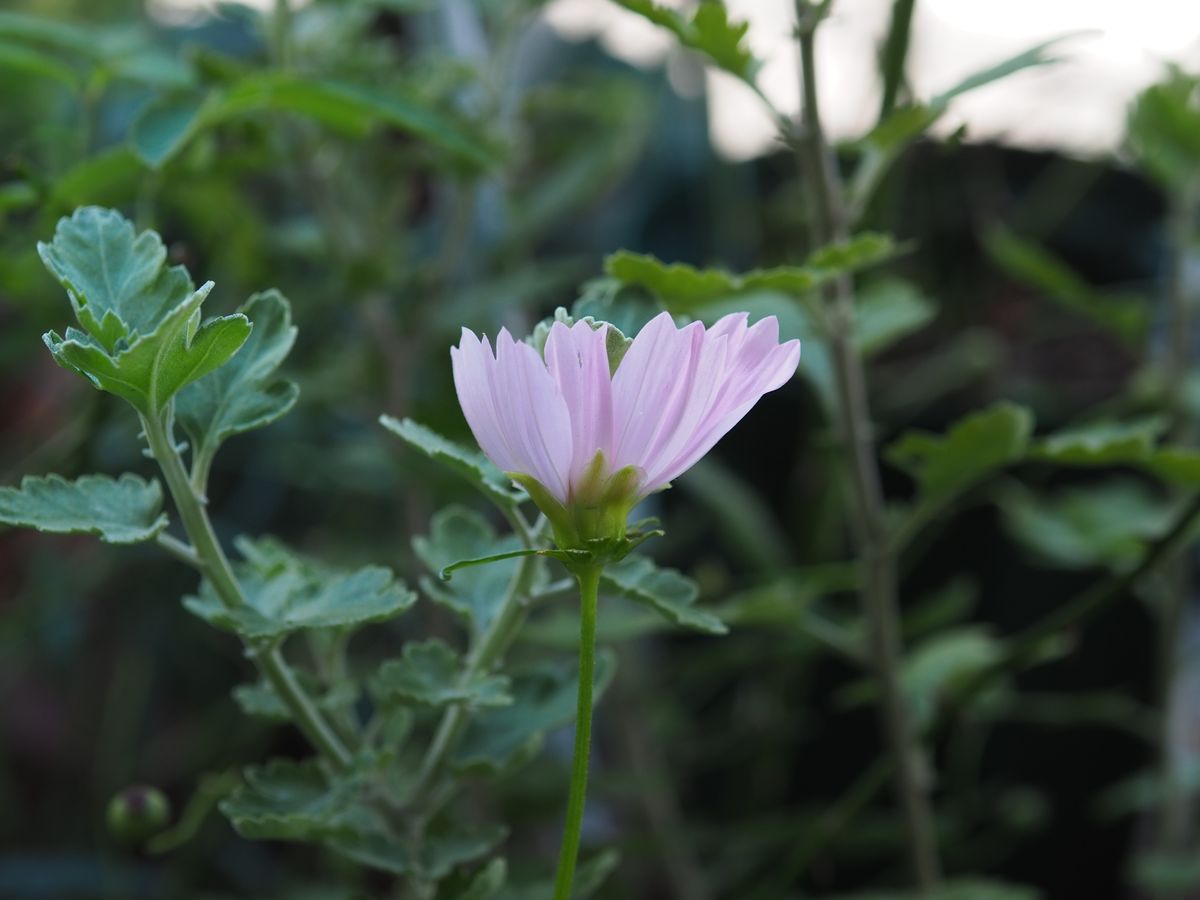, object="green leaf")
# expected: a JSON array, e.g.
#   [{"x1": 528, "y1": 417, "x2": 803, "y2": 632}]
[
  {"x1": 1145, "y1": 447, "x2": 1200, "y2": 485},
  {"x1": 184, "y1": 537, "x2": 415, "y2": 639},
  {"x1": 932, "y1": 38, "x2": 1068, "y2": 107},
  {"x1": 1031, "y1": 417, "x2": 1166, "y2": 465},
  {"x1": 452, "y1": 652, "x2": 617, "y2": 774},
  {"x1": 233, "y1": 674, "x2": 358, "y2": 722},
  {"x1": 983, "y1": 227, "x2": 1147, "y2": 342},
  {"x1": 0, "y1": 12, "x2": 96, "y2": 57},
  {"x1": 130, "y1": 93, "x2": 208, "y2": 168},
  {"x1": 220, "y1": 758, "x2": 362, "y2": 842},
  {"x1": 0, "y1": 473, "x2": 167, "y2": 544},
  {"x1": 0, "y1": 39, "x2": 79, "y2": 88},
  {"x1": 38, "y1": 208, "x2": 251, "y2": 413},
  {"x1": 370, "y1": 640, "x2": 511, "y2": 709},
  {"x1": 888, "y1": 402, "x2": 1034, "y2": 513},
  {"x1": 413, "y1": 507, "x2": 527, "y2": 634},
  {"x1": 1127, "y1": 69, "x2": 1200, "y2": 189},
  {"x1": 604, "y1": 233, "x2": 895, "y2": 313},
  {"x1": 903, "y1": 627, "x2": 1004, "y2": 730},
  {"x1": 177, "y1": 290, "x2": 299, "y2": 467},
  {"x1": 333, "y1": 823, "x2": 506, "y2": 879},
  {"x1": 602, "y1": 554, "x2": 727, "y2": 635},
  {"x1": 999, "y1": 480, "x2": 1175, "y2": 571},
  {"x1": 612, "y1": 1, "x2": 758, "y2": 81},
  {"x1": 496, "y1": 851, "x2": 618, "y2": 900},
  {"x1": 447, "y1": 859, "x2": 507, "y2": 900},
  {"x1": 855, "y1": 277, "x2": 936, "y2": 356},
  {"x1": 381, "y1": 417, "x2": 526, "y2": 508}
]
